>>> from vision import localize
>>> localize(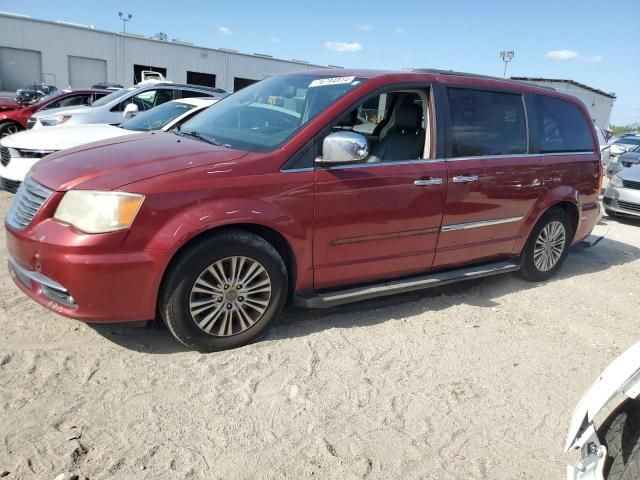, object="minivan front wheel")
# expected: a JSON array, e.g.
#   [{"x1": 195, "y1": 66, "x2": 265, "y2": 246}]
[
  {"x1": 519, "y1": 208, "x2": 572, "y2": 282},
  {"x1": 160, "y1": 229, "x2": 288, "y2": 352}
]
